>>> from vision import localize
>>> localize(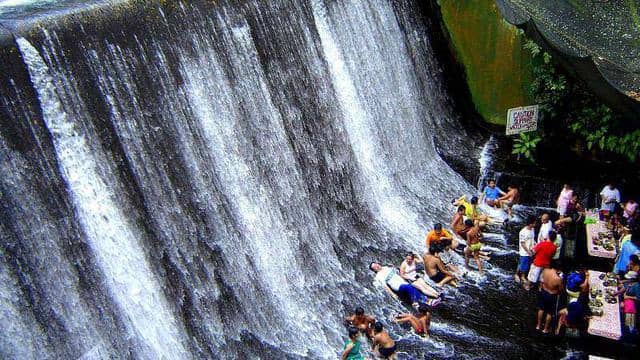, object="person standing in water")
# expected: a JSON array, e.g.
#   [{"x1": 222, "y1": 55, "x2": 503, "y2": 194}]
[
  {"x1": 465, "y1": 221, "x2": 484, "y2": 274},
  {"x1": 516, "y1": 216, "x2": 536, "y2": 289},
  {"x1": 345, "y1": 307, "x2": 375, "y2": 338},
  {"x1": 536, "y1": 262, "x2": 565, "y2": 334},
  {"x1": 341, "y1": 327, "x2": 366, "y2": 360},
  {"x1": 372, "y1": 322, "x2": 396, "y2": 359}
]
